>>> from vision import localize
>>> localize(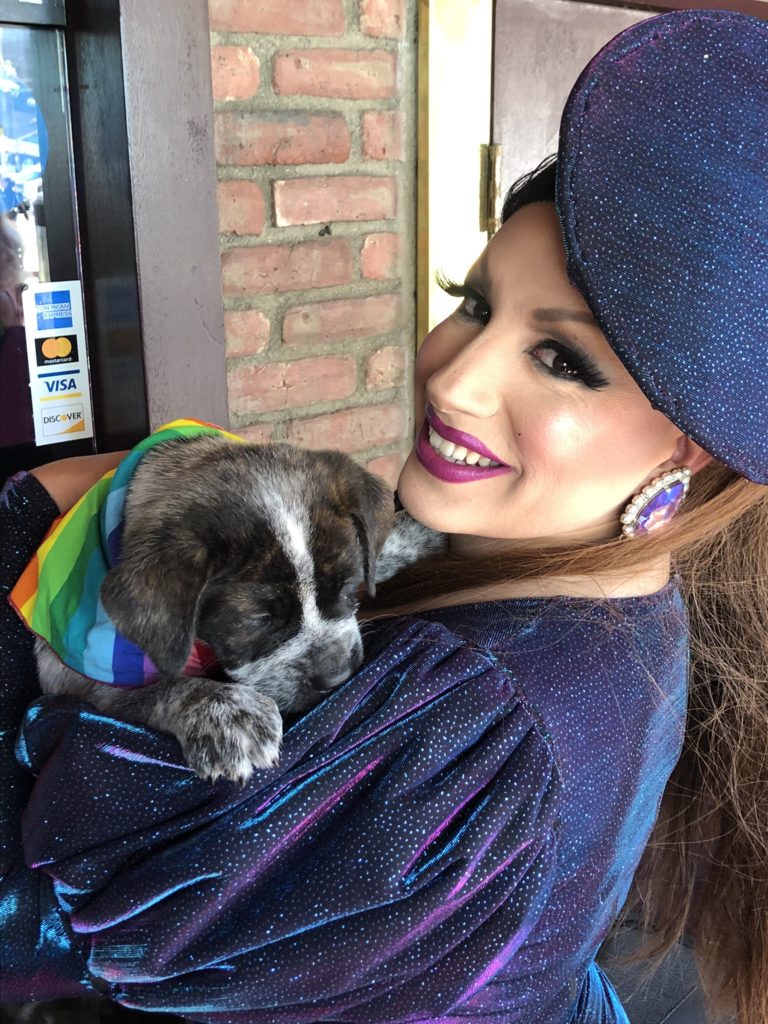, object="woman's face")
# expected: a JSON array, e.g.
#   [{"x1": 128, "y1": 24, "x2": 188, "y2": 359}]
[{"x1": 397, "y1": 201, "x2": 703, "y2": 549}]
